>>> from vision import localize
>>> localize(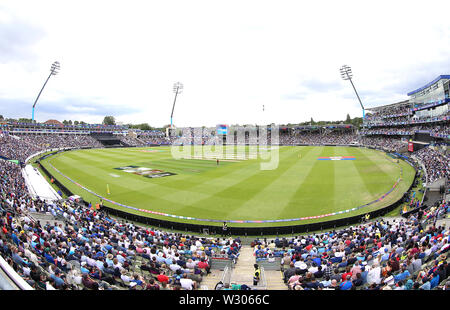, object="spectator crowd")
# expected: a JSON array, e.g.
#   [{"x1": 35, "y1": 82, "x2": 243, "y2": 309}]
[
  {"x1": 0, "y1": 158, "x2": 241, "y2": 290},
  {"x1": 0, "y1": 134, "x2": 103, "y2": 163},
  {"x1": 252, "y1": 201, "x2": 449, "y2": 290},
  {"x1": 414, "y1": 147, "x2": 450, "y2": 184},
  {"x1": 0, "y1": 120, "x2": 448, "y2": 291}
]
